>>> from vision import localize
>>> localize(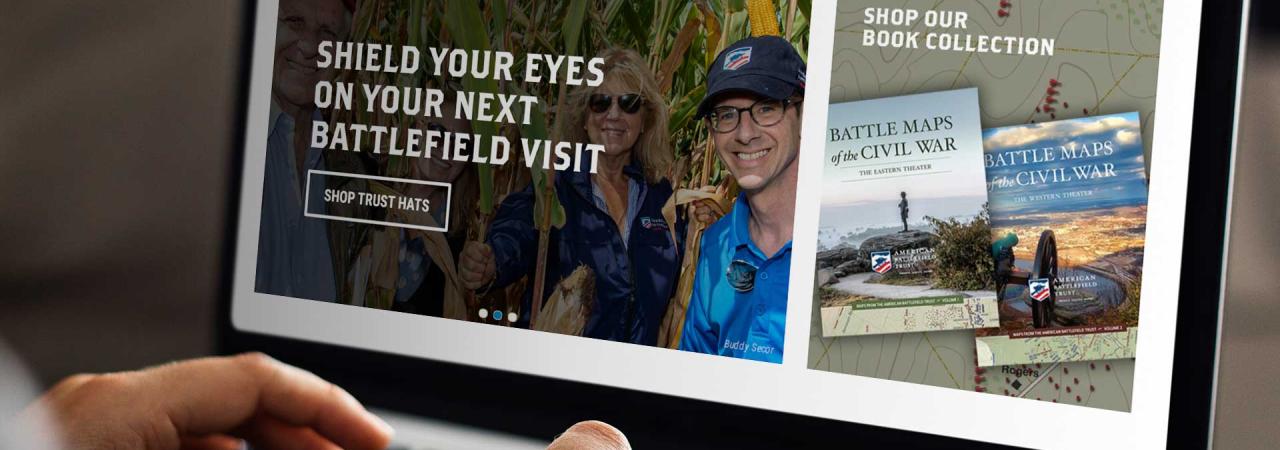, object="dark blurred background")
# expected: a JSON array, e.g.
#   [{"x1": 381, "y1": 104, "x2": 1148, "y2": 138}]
[{"x1": 1, "y1": 2, "x2": 1276, "y2": 448}]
